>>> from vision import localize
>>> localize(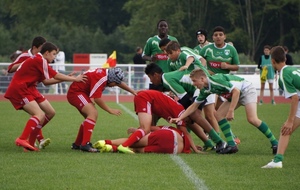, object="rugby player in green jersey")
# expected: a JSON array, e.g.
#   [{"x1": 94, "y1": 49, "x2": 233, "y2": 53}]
[
  {"x1": 145, "y1": 63, "x2": 226, "y2": 152},
  {"x1": 170, "y1": 69, "x2": 278, "y2": 154},
  {"x1": 262, "y1": 46, "x2": 300, "y2": 168}
]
